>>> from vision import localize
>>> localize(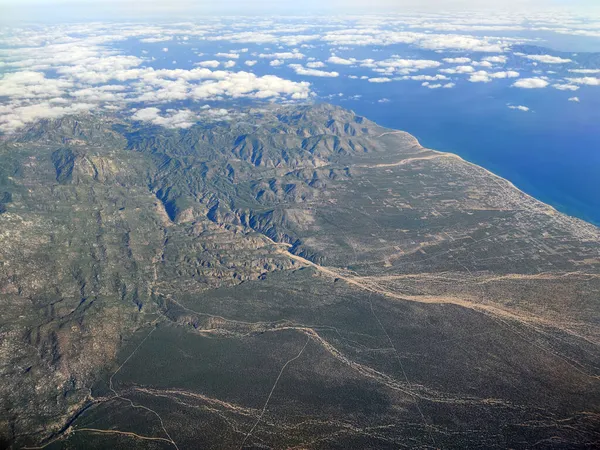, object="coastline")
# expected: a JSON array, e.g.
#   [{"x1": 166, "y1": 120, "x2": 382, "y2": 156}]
[{"x1": 402, "y1": 133, "x2": 600, "y2": 231}]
